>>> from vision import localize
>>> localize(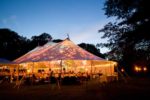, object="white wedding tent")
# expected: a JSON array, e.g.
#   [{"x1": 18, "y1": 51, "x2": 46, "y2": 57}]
[{"x1": 13, "y1": 39, "x2": 118, "y2": 81}]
